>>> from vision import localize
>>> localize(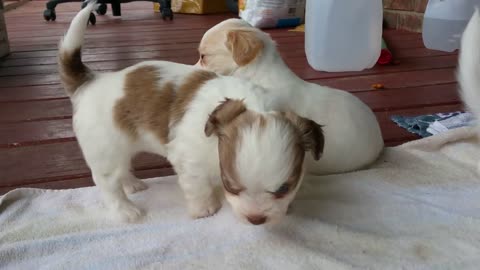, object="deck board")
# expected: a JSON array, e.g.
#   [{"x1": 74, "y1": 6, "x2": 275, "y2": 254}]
[{"x1": 0, "y1": 2, "x2": 462, "y2": 194}]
